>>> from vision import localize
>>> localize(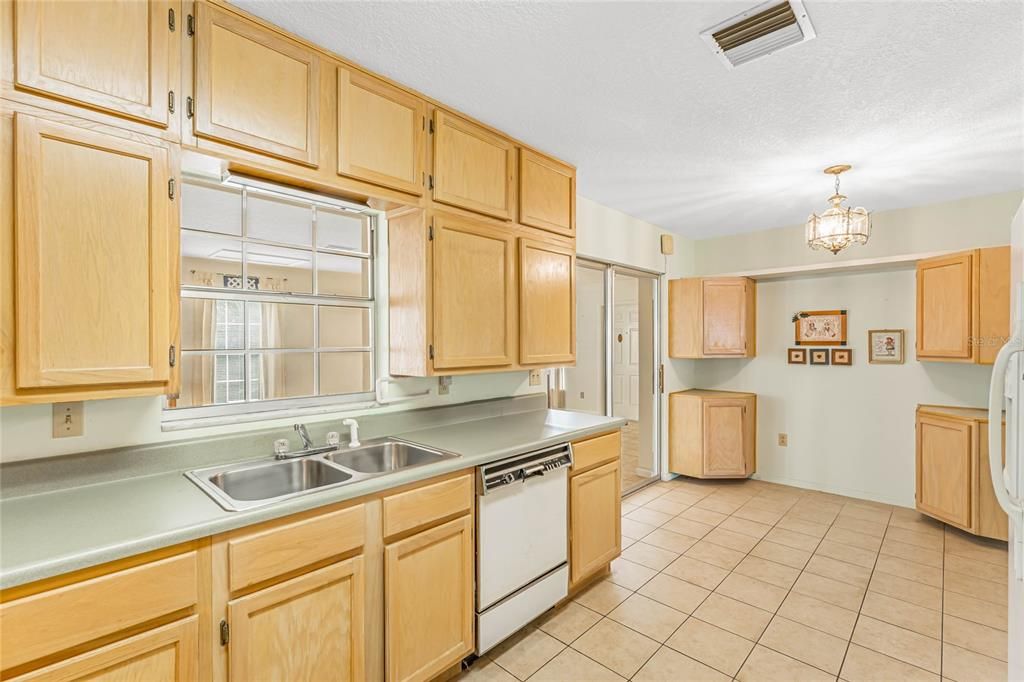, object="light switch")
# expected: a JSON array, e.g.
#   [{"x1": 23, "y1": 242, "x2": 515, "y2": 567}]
[{"x1": 53, "y1": 402, "x2": 84, "y2": 438}]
